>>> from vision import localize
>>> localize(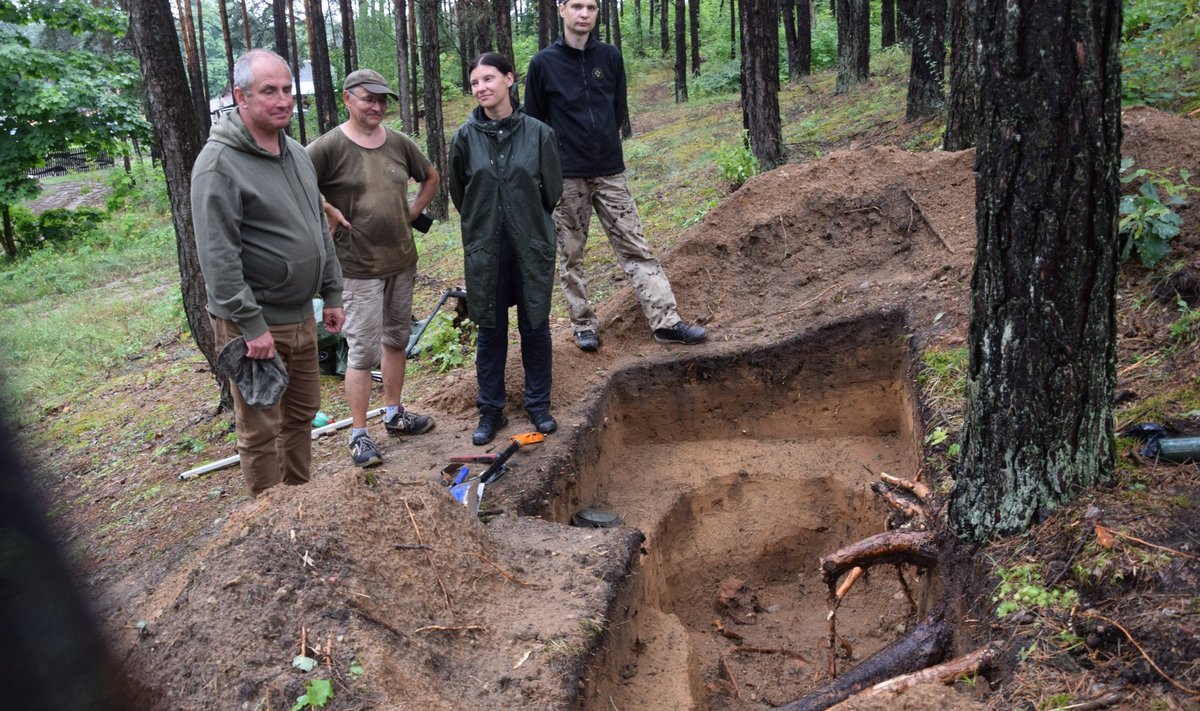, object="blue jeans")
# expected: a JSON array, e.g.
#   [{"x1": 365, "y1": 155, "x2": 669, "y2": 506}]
[{"x1": 475, "y1": 226, "x2": 552, "y2": 413}]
